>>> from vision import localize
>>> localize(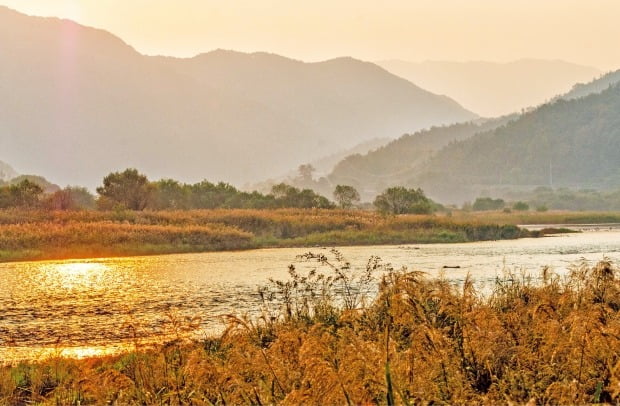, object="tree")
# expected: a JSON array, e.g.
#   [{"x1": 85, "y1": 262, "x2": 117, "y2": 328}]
[
  {"x1": 297, "y1": 164, "x2": 316, "y2": 183},
  {"x1": 46, "y1": 187, "x2": 95, "y2": 210},
  {"x1": 11, "y1": 179, "x2": 43, "y2": 208},
  {"x1": 512, "y1": 201, "x2": 529, "y2": 211},
  {"x1": 0, "y1": 179, "x2": 43, "y2": 208},
  {"x1": 190, "y1": 181, "x2": 240, "y2": 209},
  {"x1": 472, "y1": 197, "x2": 505, "y2": 211},
  {"x1": 333, "y1": 185, "x2": 360, "y2": 209},
  {"x1": 270, "y1": 183, "x2": 334, "y2": 209},
  {"x1": 151, "y1": 179, "x2": 189, "y2": 210},
  {"x1": 373, "y1": 187, "x2": 433, "y2": 215},
  {"x1": 96, "y1": 169, "x2": 152, "y2": 211}
]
